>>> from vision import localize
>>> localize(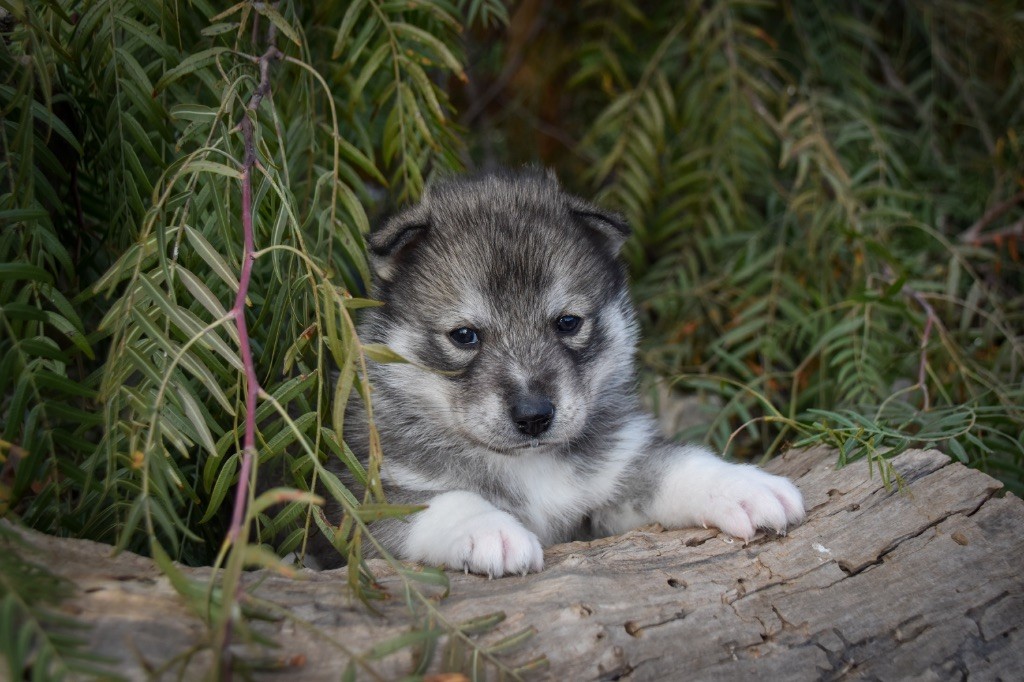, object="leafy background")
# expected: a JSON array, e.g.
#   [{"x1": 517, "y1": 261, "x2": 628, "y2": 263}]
[{"x1": 1, "y1": 0, "x2": 1022, "y2": 678}]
